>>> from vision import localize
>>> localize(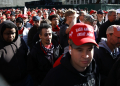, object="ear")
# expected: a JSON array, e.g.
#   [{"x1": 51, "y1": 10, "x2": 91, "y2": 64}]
[
  {"x1": 39, "y1": 34, "x2": 42, "y2": 39},
  {"x1": 69, "y1": 45, "x2": 72, "y2": 55}
]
